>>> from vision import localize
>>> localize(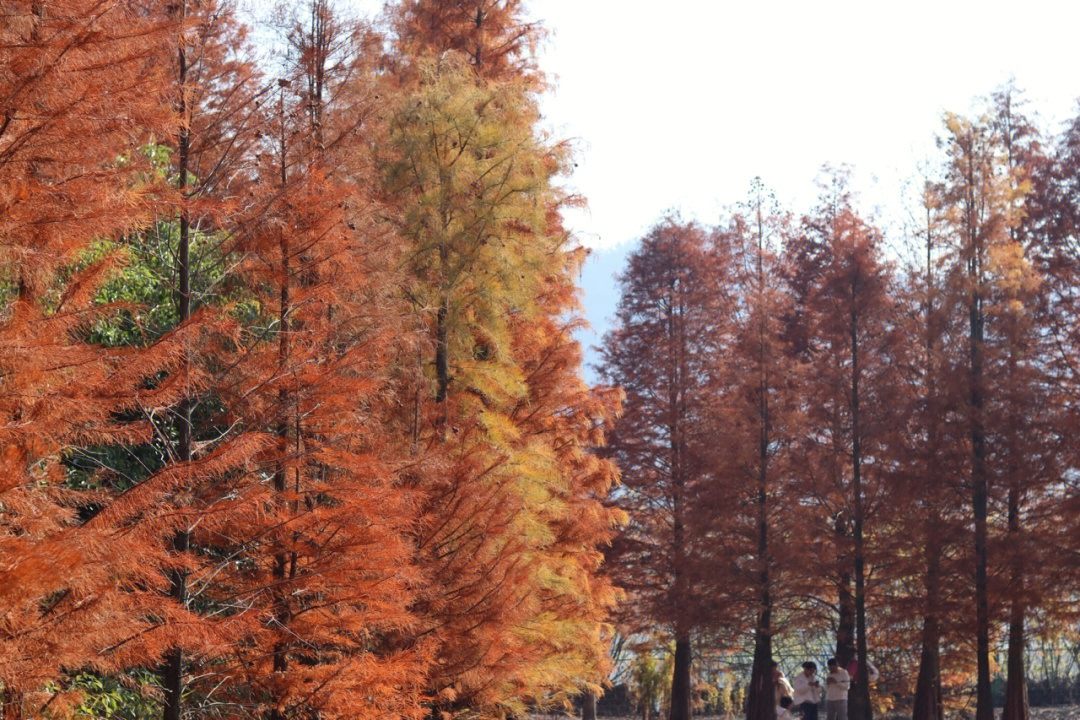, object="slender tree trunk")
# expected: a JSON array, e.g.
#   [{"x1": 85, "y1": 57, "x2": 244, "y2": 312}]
[
  {"x1": 163, "y1": 19, "x2": 191, "y2": 719},
  {"x1": 746, "y1": 411, "x2": 774, "y2": 720},
  {"x1": 911, "y1": 553, "x2": 944, "y2": 720},
  {"x1": 836, "y1": 521, "x2": 855, "y2": 668},
  {"x1": 435, "y1": 299, "x2": 449, "y2": 403},
  {"x1": 745, "y1": 420, "x2": 775, "y2": 720},
  {"x1": 967, "y1": 157, "x2": 993, "y2": 720},
  {"x1": 998, "y1": 97, "x2": 1031, "y2": 720},
  {"x1": 668, "y1": 280, "x2": 691, "y2": 720},
  {"x1": 746, "y1": 198, "x2": 775, "y2": 720},
  {"x1": 582, "y1": 691, "x2": 597, "y2": 720},
  {"x1": 850, "y1": 292, "x2": 872, "y2": 720},
  {"x1": 268, "y1": 88, "x2": 293, "y2": 720},
  {"x1": 913, "y1": 203, "x2": 944, "y2": 720},
  {"x1": 747, "y1": 605, "x2": 774, "y2": 720},
  {"x1": 1003, "y1": 482, "x2": 1029, "y2": 720}
]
